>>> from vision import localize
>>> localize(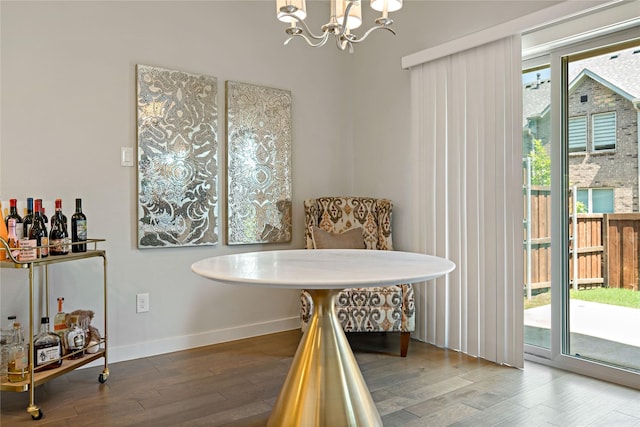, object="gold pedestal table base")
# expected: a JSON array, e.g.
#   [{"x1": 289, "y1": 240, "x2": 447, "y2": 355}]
[{"x1": 268, "y1": 289, "x2": 382, "y2": 426}]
